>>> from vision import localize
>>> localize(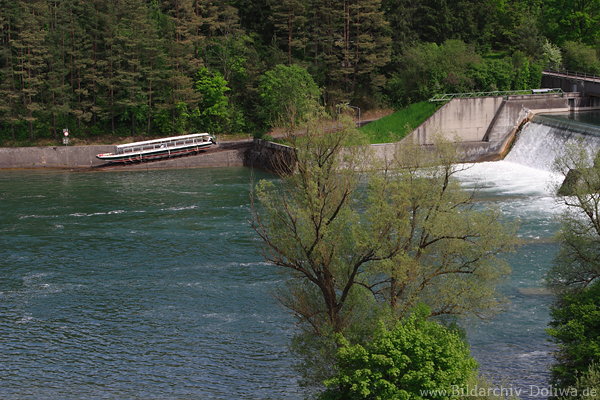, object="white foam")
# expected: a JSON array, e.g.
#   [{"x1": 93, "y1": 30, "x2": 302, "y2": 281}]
[
  {"x1": 455, "y1": 161, "x2": 560, "y2": 197},
  {"x1": 162, "y1": 205, "x2": 199, "y2": 211},
  {"x1": 68, "y1": 210, "x2": 126, "y2": 217}
]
